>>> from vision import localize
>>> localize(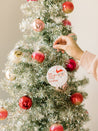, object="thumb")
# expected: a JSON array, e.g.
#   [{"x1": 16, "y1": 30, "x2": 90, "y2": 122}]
[{"x1": 53, "y1": 45, "x2": 67, "y2": 51}]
